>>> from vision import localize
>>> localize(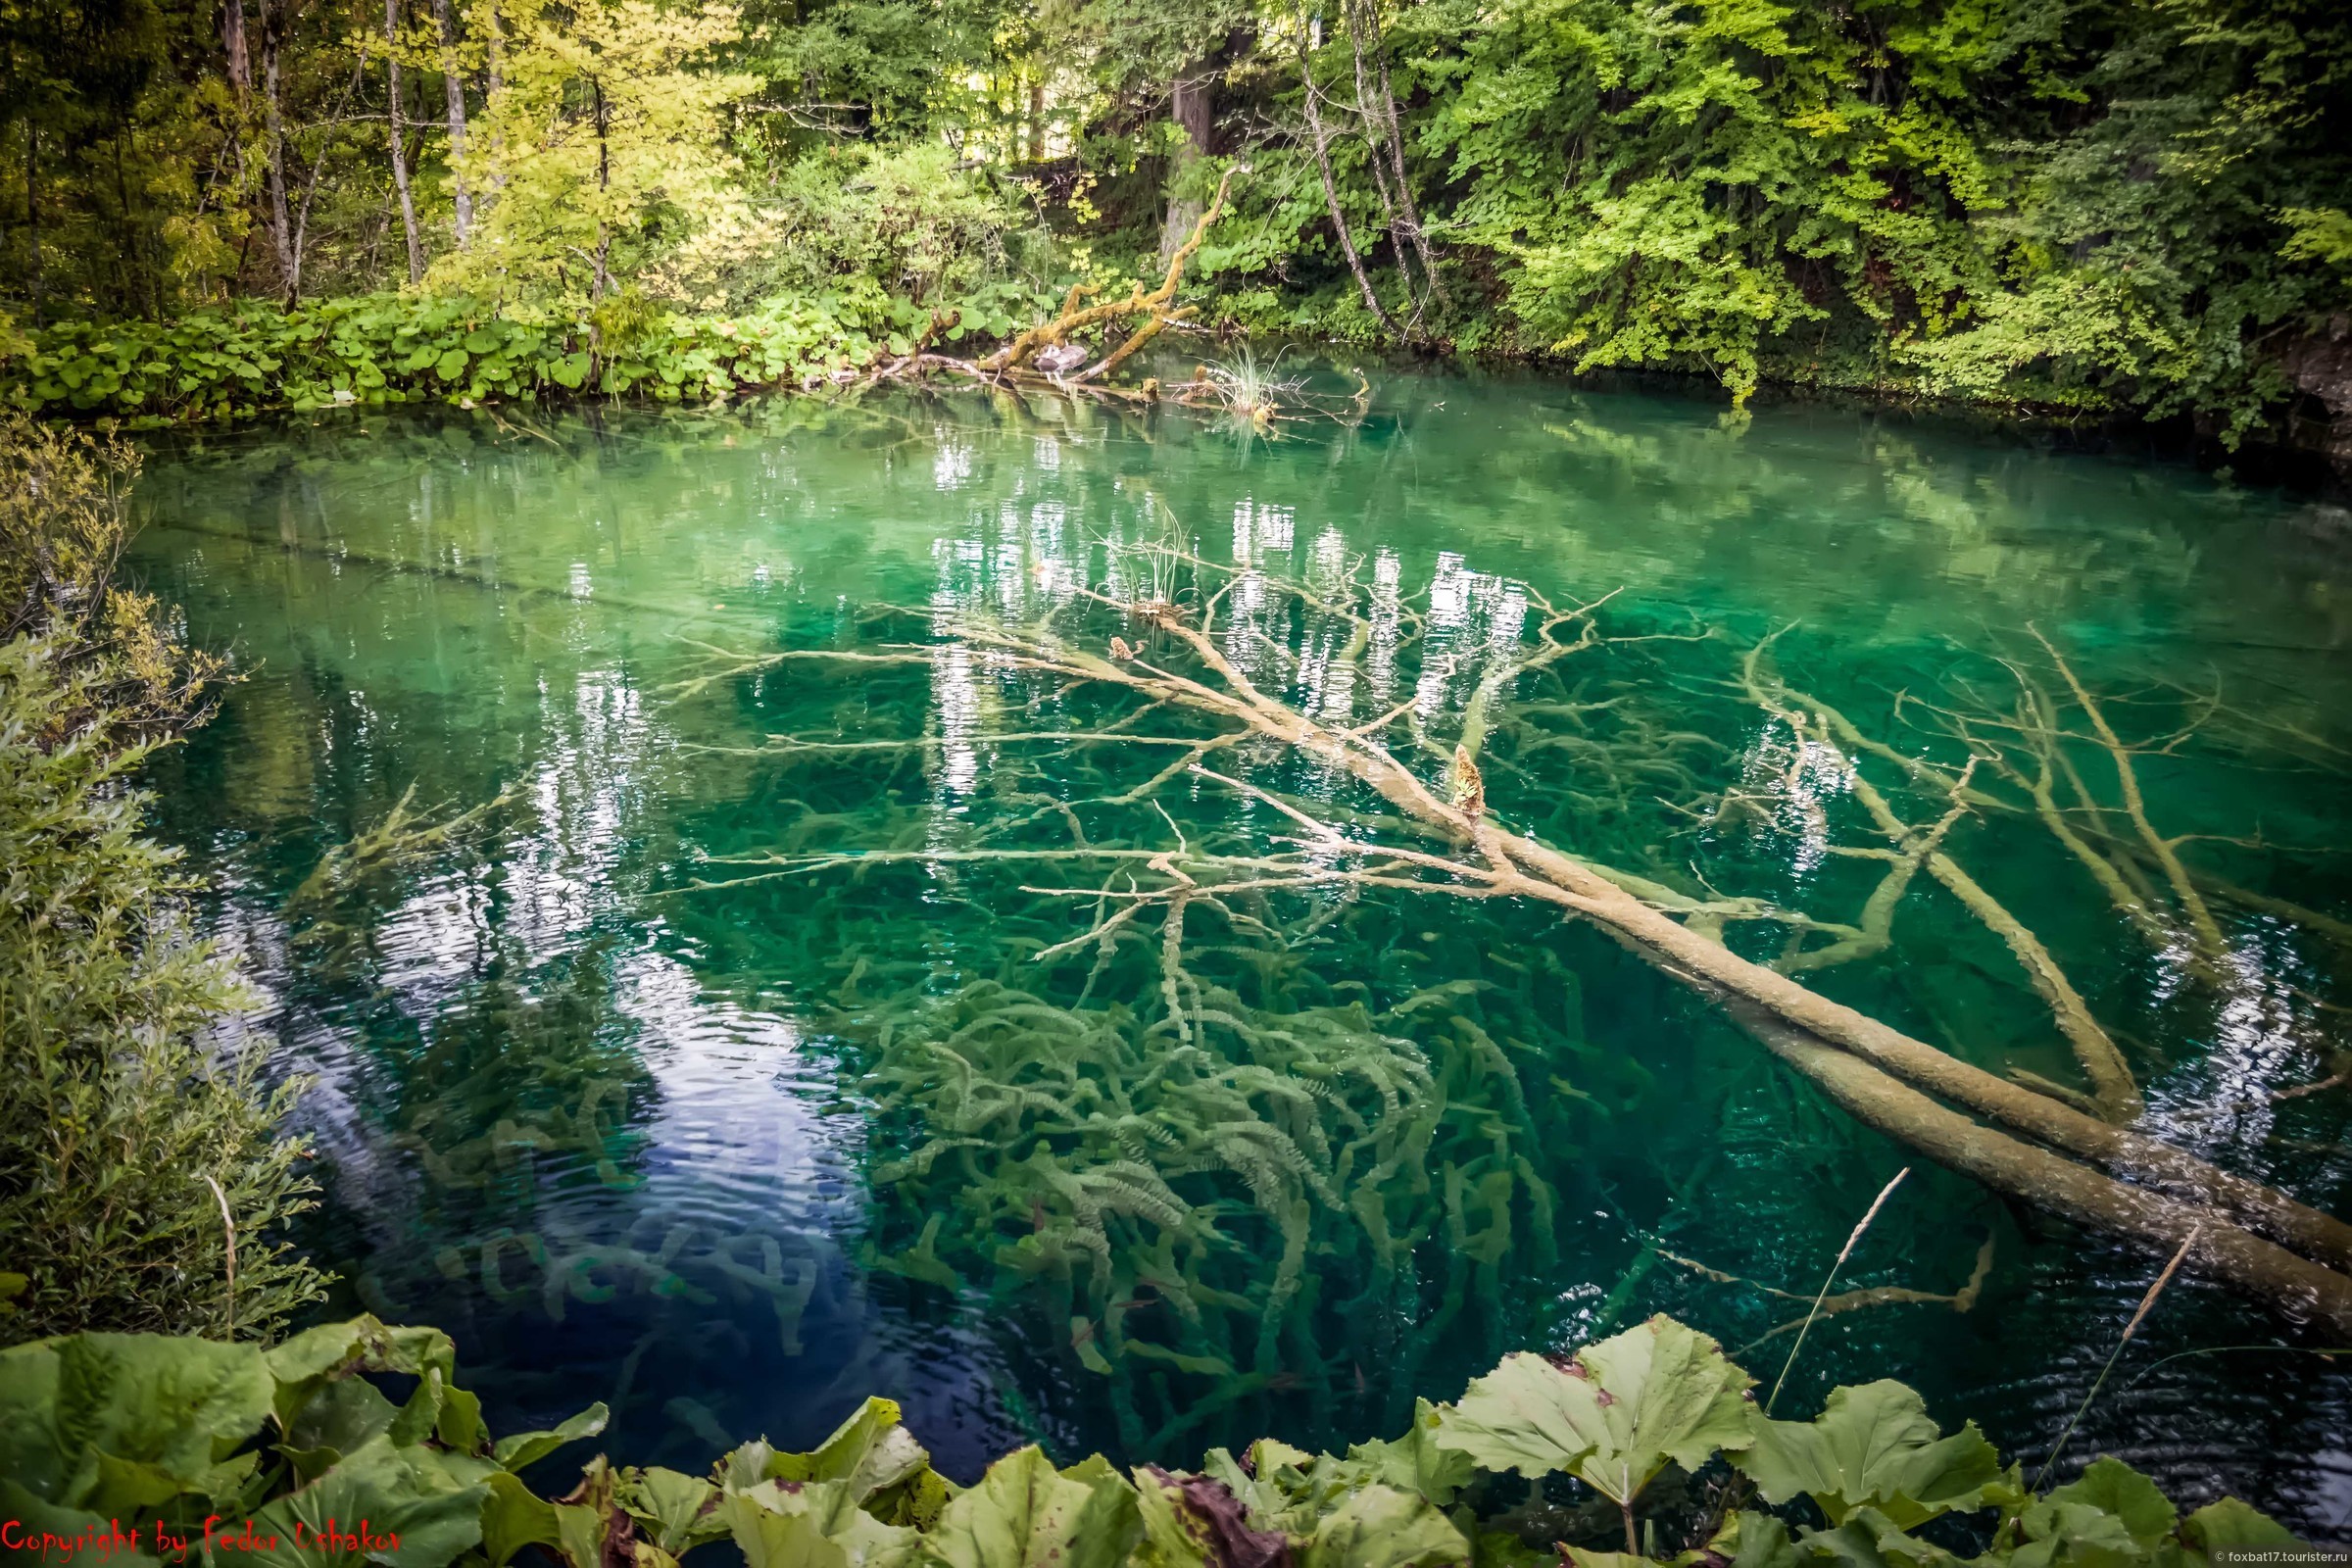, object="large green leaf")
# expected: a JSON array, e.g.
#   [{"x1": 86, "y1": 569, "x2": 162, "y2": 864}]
[
  {"x1": 770, "y1": 1397, "x2": 932, "y2": 1502},
  {"x1": 1346, "y1": 1399, "x2": 1476, "y2": 1509},
  {"x1": 919, "y1": 1445, "x2": 1140, "y2": 1568},
  {"x1": 492, "y1": 1402, "x2": 610, "y2": 1475},
  {"x1": 2181, "y1": 1497, "x2": 2303, "y2": 1553},
  {"x1": 1737, "y1": 1381, "x2": 2021, "y2": 1529},
  {"x1": 479, "y1": 1471, "x2": 562, "y2": 1568},
  {"x1": 245, "y1": 1432, "x2": 490, "y2": 1568},
  {"x1": 1130, "y1": 1466, "x2": 1289, "y2": 1568},
  {"x1": 1435, "y1": 1318, "x2": 1756, "y2": 1503},
  {"x1": 1789, "y1": 1506, "x2": 1959, "y2": 1568},
  {"x1": 718, "y1": 1479, "x2": 920, "y2": 1568},
  {"x1": 0, "y1": 1332, "x2": 272, "y2": 1510},
  {"x1": 0, "y1": 1478, "x2": 167, "y2": 1568},
  {"x1": 1296, "y1": 1484, "x2": 1472, "y2": 1568},
  {"x1": 2044, "y1": 1458, "x2": 2176, "y2": 1548},
  {"x1": 622, "y1": 1466, "x2": 725, "y2": 1554},
  {"x1": 266, "y1": 1318, "x2": 460, "y2": 1434}
]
